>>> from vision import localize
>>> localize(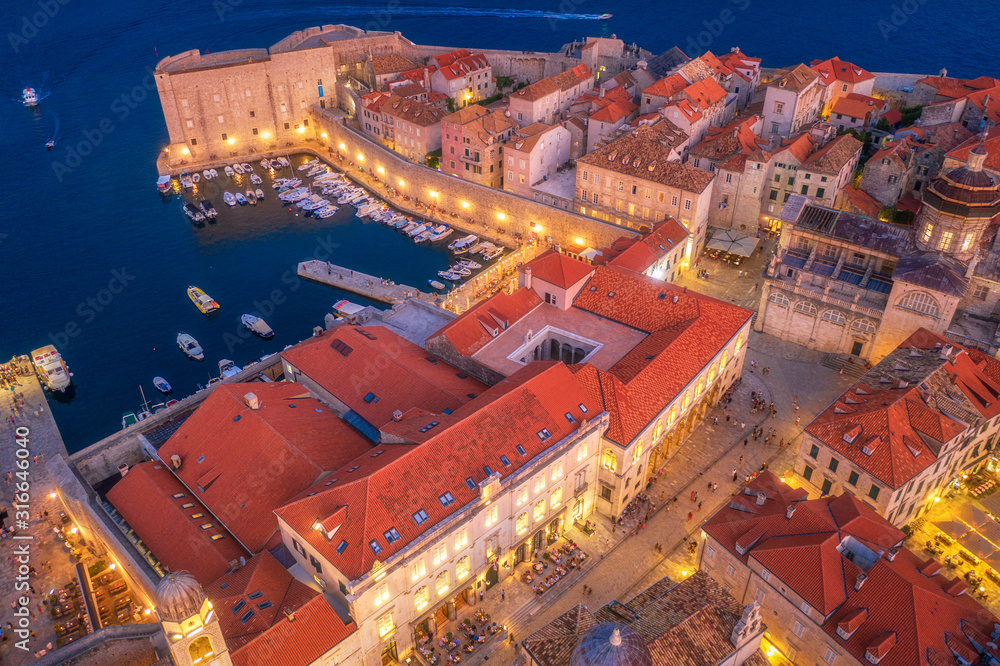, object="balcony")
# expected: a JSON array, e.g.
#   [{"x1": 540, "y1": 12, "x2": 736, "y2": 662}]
[
  {"x1": 573, "y1": 481, "x2": 589, "y2": 498},
  {"x1": 459, "y1": 152, "x2": 481, "y2": 165}
]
